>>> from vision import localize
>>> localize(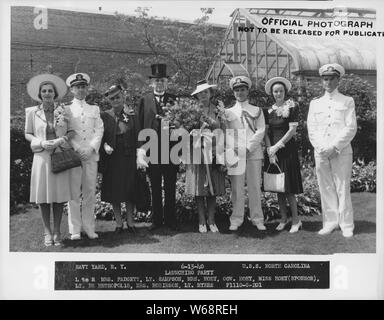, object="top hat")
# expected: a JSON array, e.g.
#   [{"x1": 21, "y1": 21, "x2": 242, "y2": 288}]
[
  {"x1": 265, "y1": 77, "x2": 292, "y2": 95},
  {"x1": 66, "y1": 73, "x2": 90, "y2": 87},
  {"x1": 191, "y1": 79, "x2": 217, "y2": 96},
  {"x1": 149, "y1": 64, "x2": 169, "y2": 78},
  {"x1": 27, "y1": 73, "x2": 68, "y2": 102},
  {"x1": 229, "y1": 76, "x2": 252, "y2": 90},
  {"x1": 319, "y1": 63, "x2": 345, "y2": 77}
]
